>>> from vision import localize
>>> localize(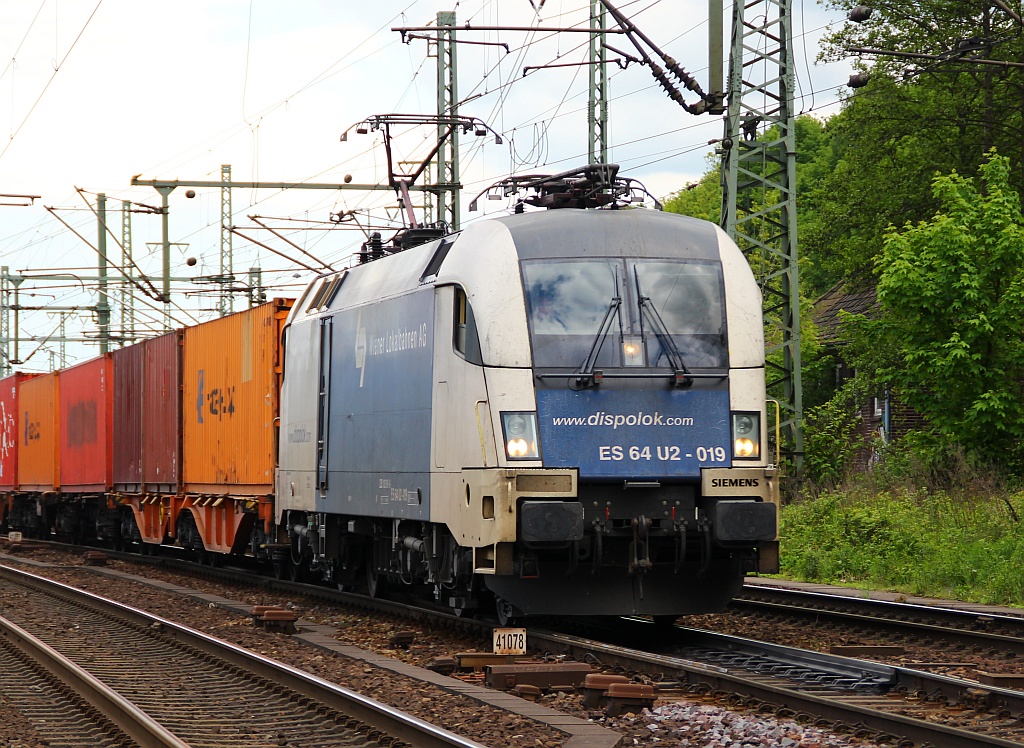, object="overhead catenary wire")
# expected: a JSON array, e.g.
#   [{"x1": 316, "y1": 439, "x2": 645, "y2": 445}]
[
  {"x1": 2, "y1": 1, "x2": 860, "y2": 368},
  {"x1": 0, "y1": 0, "x2": 103, "y2": 163}
]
